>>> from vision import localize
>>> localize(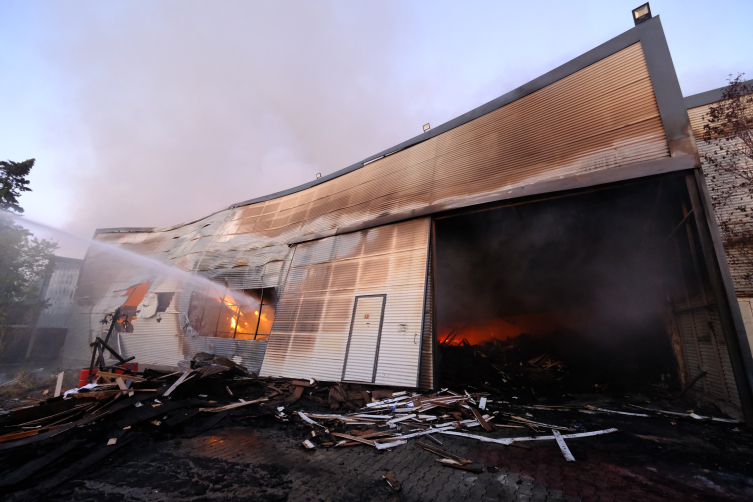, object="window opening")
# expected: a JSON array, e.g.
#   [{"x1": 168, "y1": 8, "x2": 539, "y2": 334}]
[
  {"x1": 156, "y1": 292, "x2": 175, "y2": 313},
  {"x1": 188, "y1": 286, "x2": 276, "y2": 340}
]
